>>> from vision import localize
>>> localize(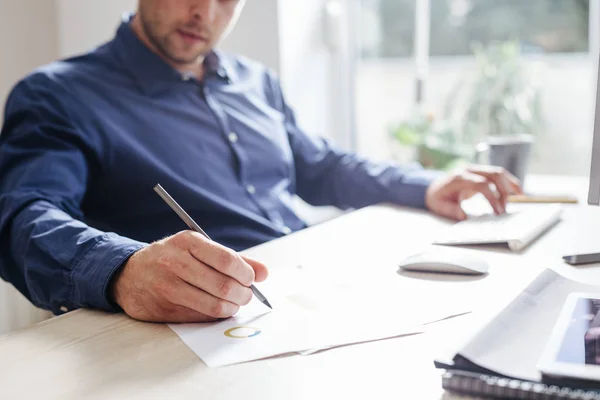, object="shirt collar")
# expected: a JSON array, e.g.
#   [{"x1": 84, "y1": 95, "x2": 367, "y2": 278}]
[{"x1": 112, "y1": 13, "x2": 235, "y2": 96}]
